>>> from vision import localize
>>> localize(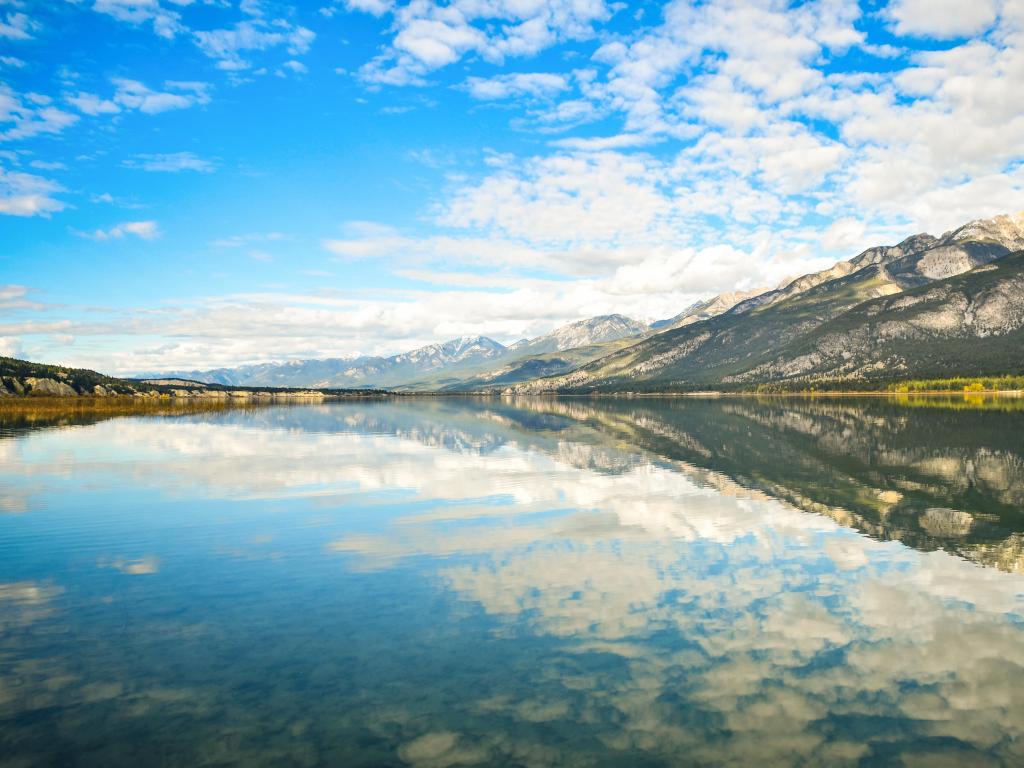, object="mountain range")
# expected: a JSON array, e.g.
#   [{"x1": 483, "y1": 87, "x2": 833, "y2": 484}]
[
  {"x1": 157, "y1": 314, "x2": 650, "y2": 390},
  {"x1": 515, "y1": 211, "x2": 1024, "y2": 392},
  {"x1": 154, "y1": 211, "x2": 1024, "y2": 394},
  {"x1": 18, "y1": 210, "x2": 1020, "y2": 395}
]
